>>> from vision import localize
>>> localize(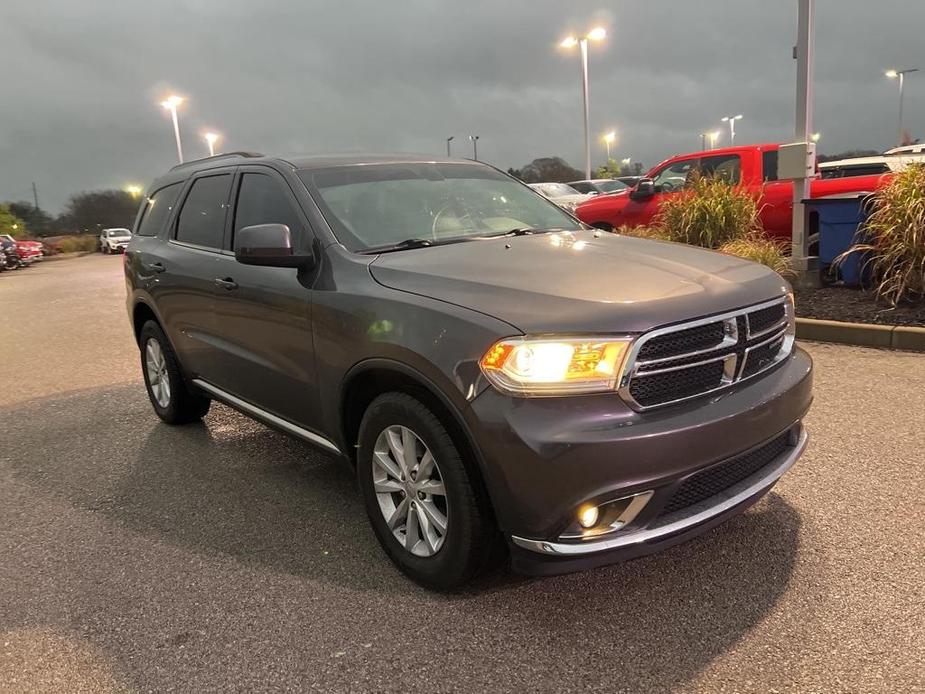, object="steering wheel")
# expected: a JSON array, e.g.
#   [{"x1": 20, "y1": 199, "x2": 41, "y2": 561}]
[{"x1": 431, "y1": 201, "x2": 476, "y2": 239}]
